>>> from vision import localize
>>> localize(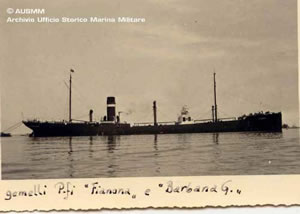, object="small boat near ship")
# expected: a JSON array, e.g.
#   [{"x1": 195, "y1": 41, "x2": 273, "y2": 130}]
[
  {"x1": 23, "y1": 70, "x2": 282, "y2": 137},
  {"x1": 0, "y1": 132, "x2": 11, "y2": 137},
  {"x1": 1, "y1": 121, "x2": 23, "y2": 137}
]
